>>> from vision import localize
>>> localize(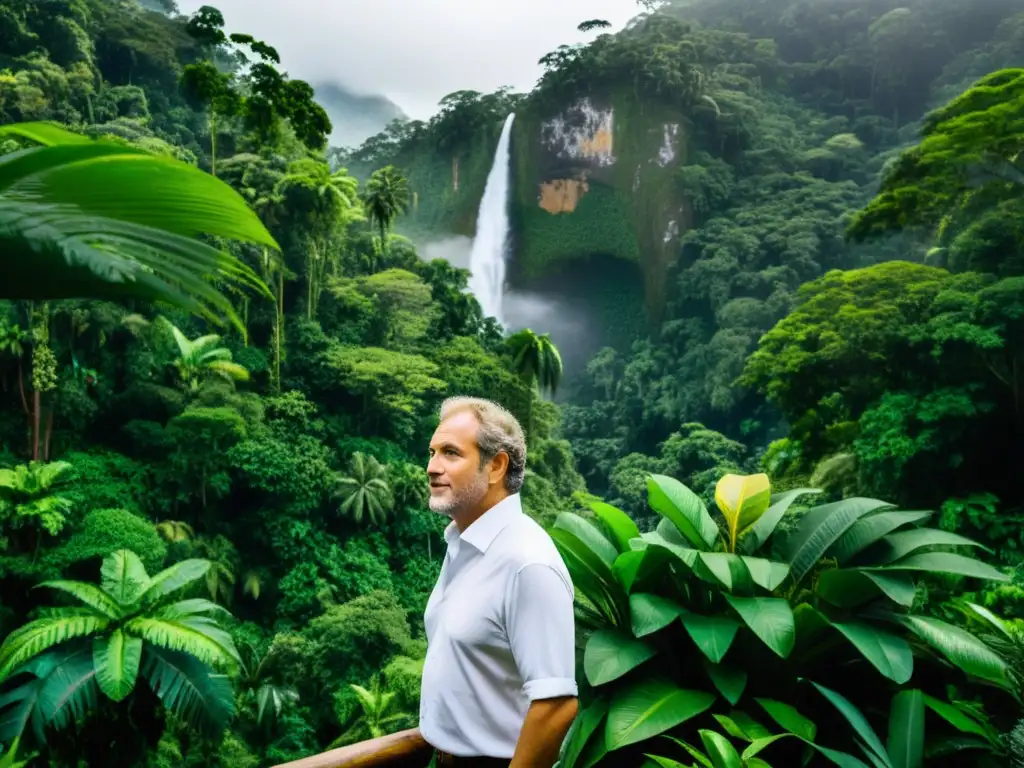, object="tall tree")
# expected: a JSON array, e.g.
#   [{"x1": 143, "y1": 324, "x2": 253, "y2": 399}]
[{"x1": 362, "y1": 166, "x2": 410, "y2": 252}]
